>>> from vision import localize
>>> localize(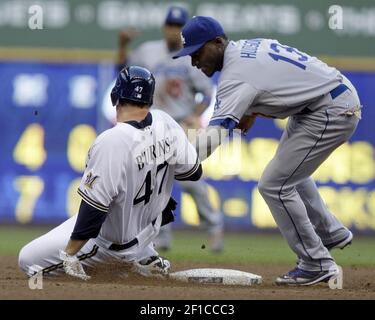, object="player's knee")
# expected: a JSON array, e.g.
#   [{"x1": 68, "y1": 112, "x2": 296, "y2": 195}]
[
  {"x1": 258, "y1": 176, "x2": 278, "y2": 198},
  {"x1": 18, "y1": 244, "x2": 34, "y2": 276}
]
